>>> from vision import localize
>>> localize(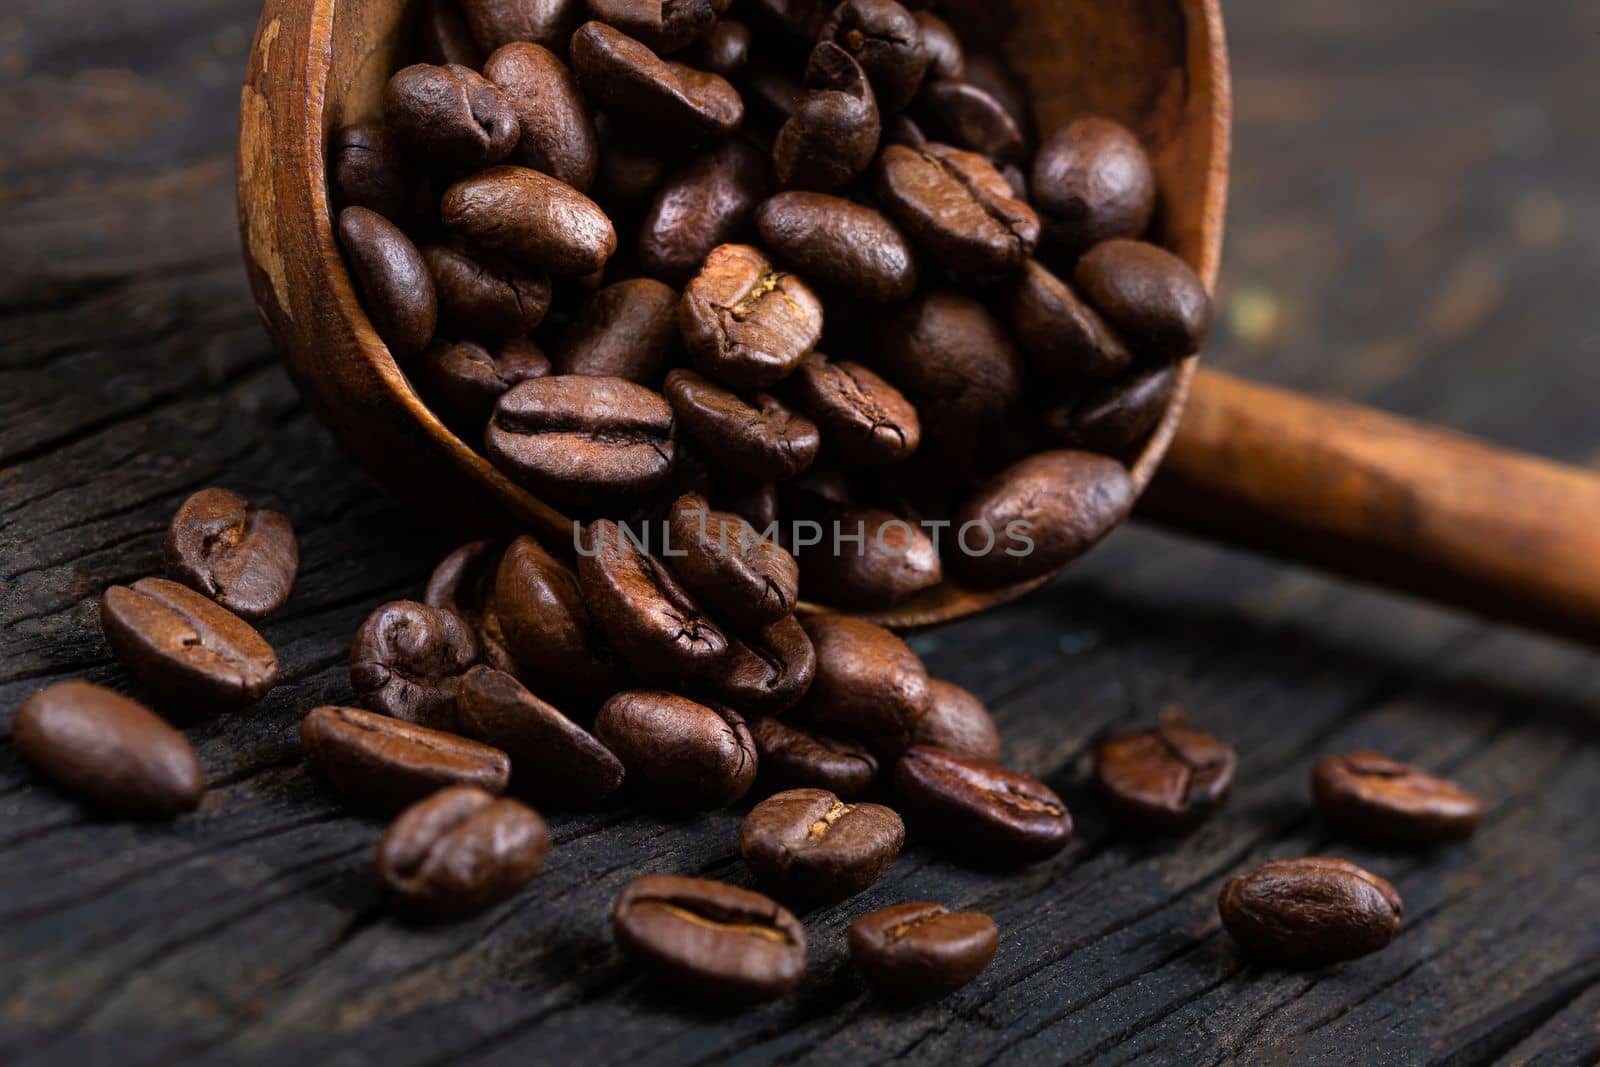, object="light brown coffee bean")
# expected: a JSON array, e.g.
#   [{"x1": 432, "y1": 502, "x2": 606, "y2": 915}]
[
  {"x1": 756, "y1": 193, "x2": 918, "y2": 304},
  {"x1": 893, "y1": 746, "x2": 1073, "y2": 866}
]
